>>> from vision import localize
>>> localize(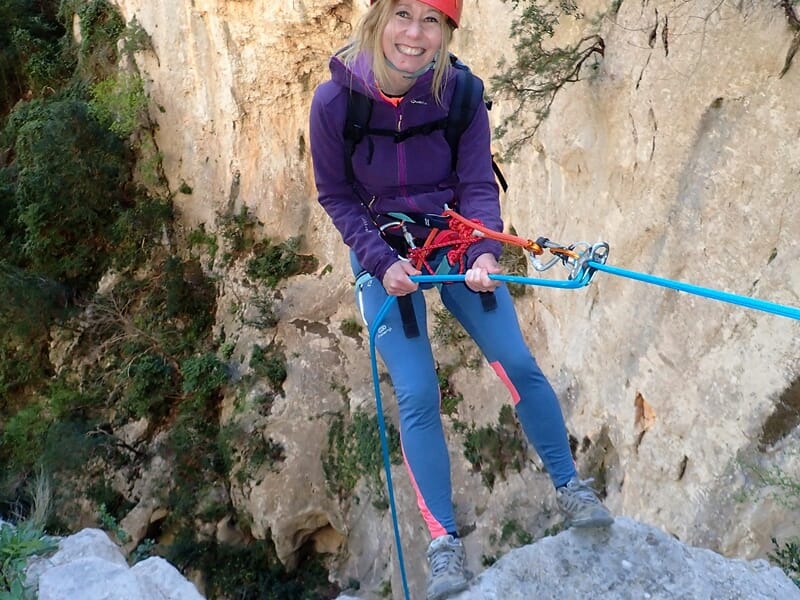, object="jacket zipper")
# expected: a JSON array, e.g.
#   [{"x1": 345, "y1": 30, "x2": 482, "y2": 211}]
[{"x1": 396, "y1": 105, "x2": 406, "y2": 189}]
